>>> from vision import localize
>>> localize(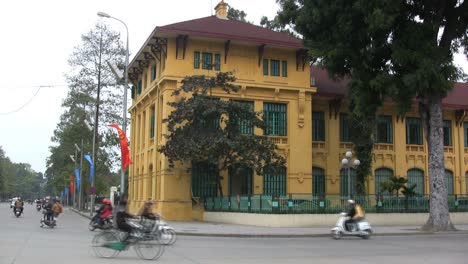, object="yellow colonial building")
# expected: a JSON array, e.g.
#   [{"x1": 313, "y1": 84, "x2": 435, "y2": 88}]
[{"x1": 127, "y1": 1, "x2": 468, "y2": 220}]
